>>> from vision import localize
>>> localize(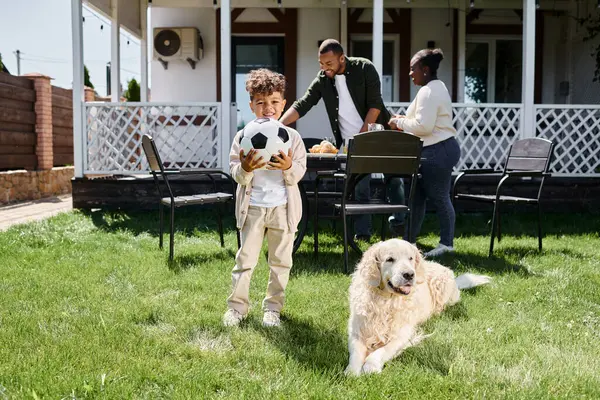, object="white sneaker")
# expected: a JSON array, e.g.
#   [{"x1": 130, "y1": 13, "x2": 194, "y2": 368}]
[
  {"x1": 424, "y1": 244, "x2": 454, "y2": 258},
  {"x1": 262, "y1": 311, "x2": 281, "y2": 327},
  {"x1": 223, "y1": 309, "x2": 245, "y2": 327}
]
